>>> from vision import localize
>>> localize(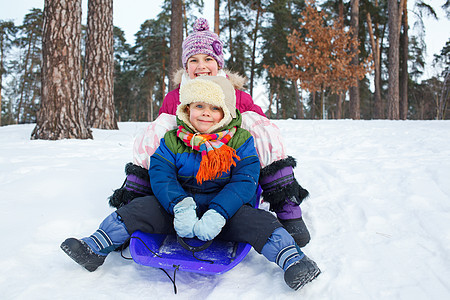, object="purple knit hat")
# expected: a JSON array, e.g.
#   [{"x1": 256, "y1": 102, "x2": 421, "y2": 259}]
[{"x1": 182, "y1": 18, "x2": 224, "y2": 69}]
